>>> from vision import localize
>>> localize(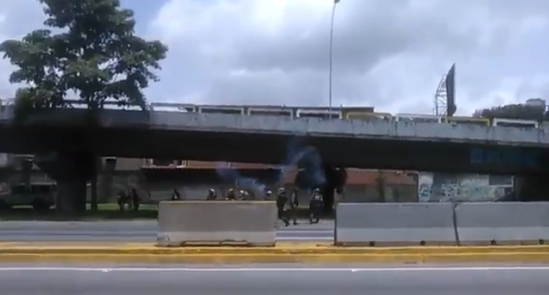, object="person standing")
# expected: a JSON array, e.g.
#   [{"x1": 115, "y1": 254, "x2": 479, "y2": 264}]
[
  {"x1": 117, "y1": 190, "x2": 128, "y2": 212},
  {"x1": 206, "y1": 188, "x2": 217, "y2": 200},
  {"x1": 171, "y1": 188, "x2": 181, "y2": 201},
  {"x1": 276, "y1": 187, "x2": 290, "y2": 227},
  {"x1": 289, "y1": 187, "x2": 300, "y2": 225},
  {"x1": 226, "y1": 188, "x2": 236, "y2": 200},
  {"x1": 265, "y1": 190, "x2": 273, "y2": 200},
  {"x1": 130, "y1": 188, "x2": 140, "y2": 212},
  {"x1": 309, "y1": 188, "x2": 323, "y2": 224}
]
